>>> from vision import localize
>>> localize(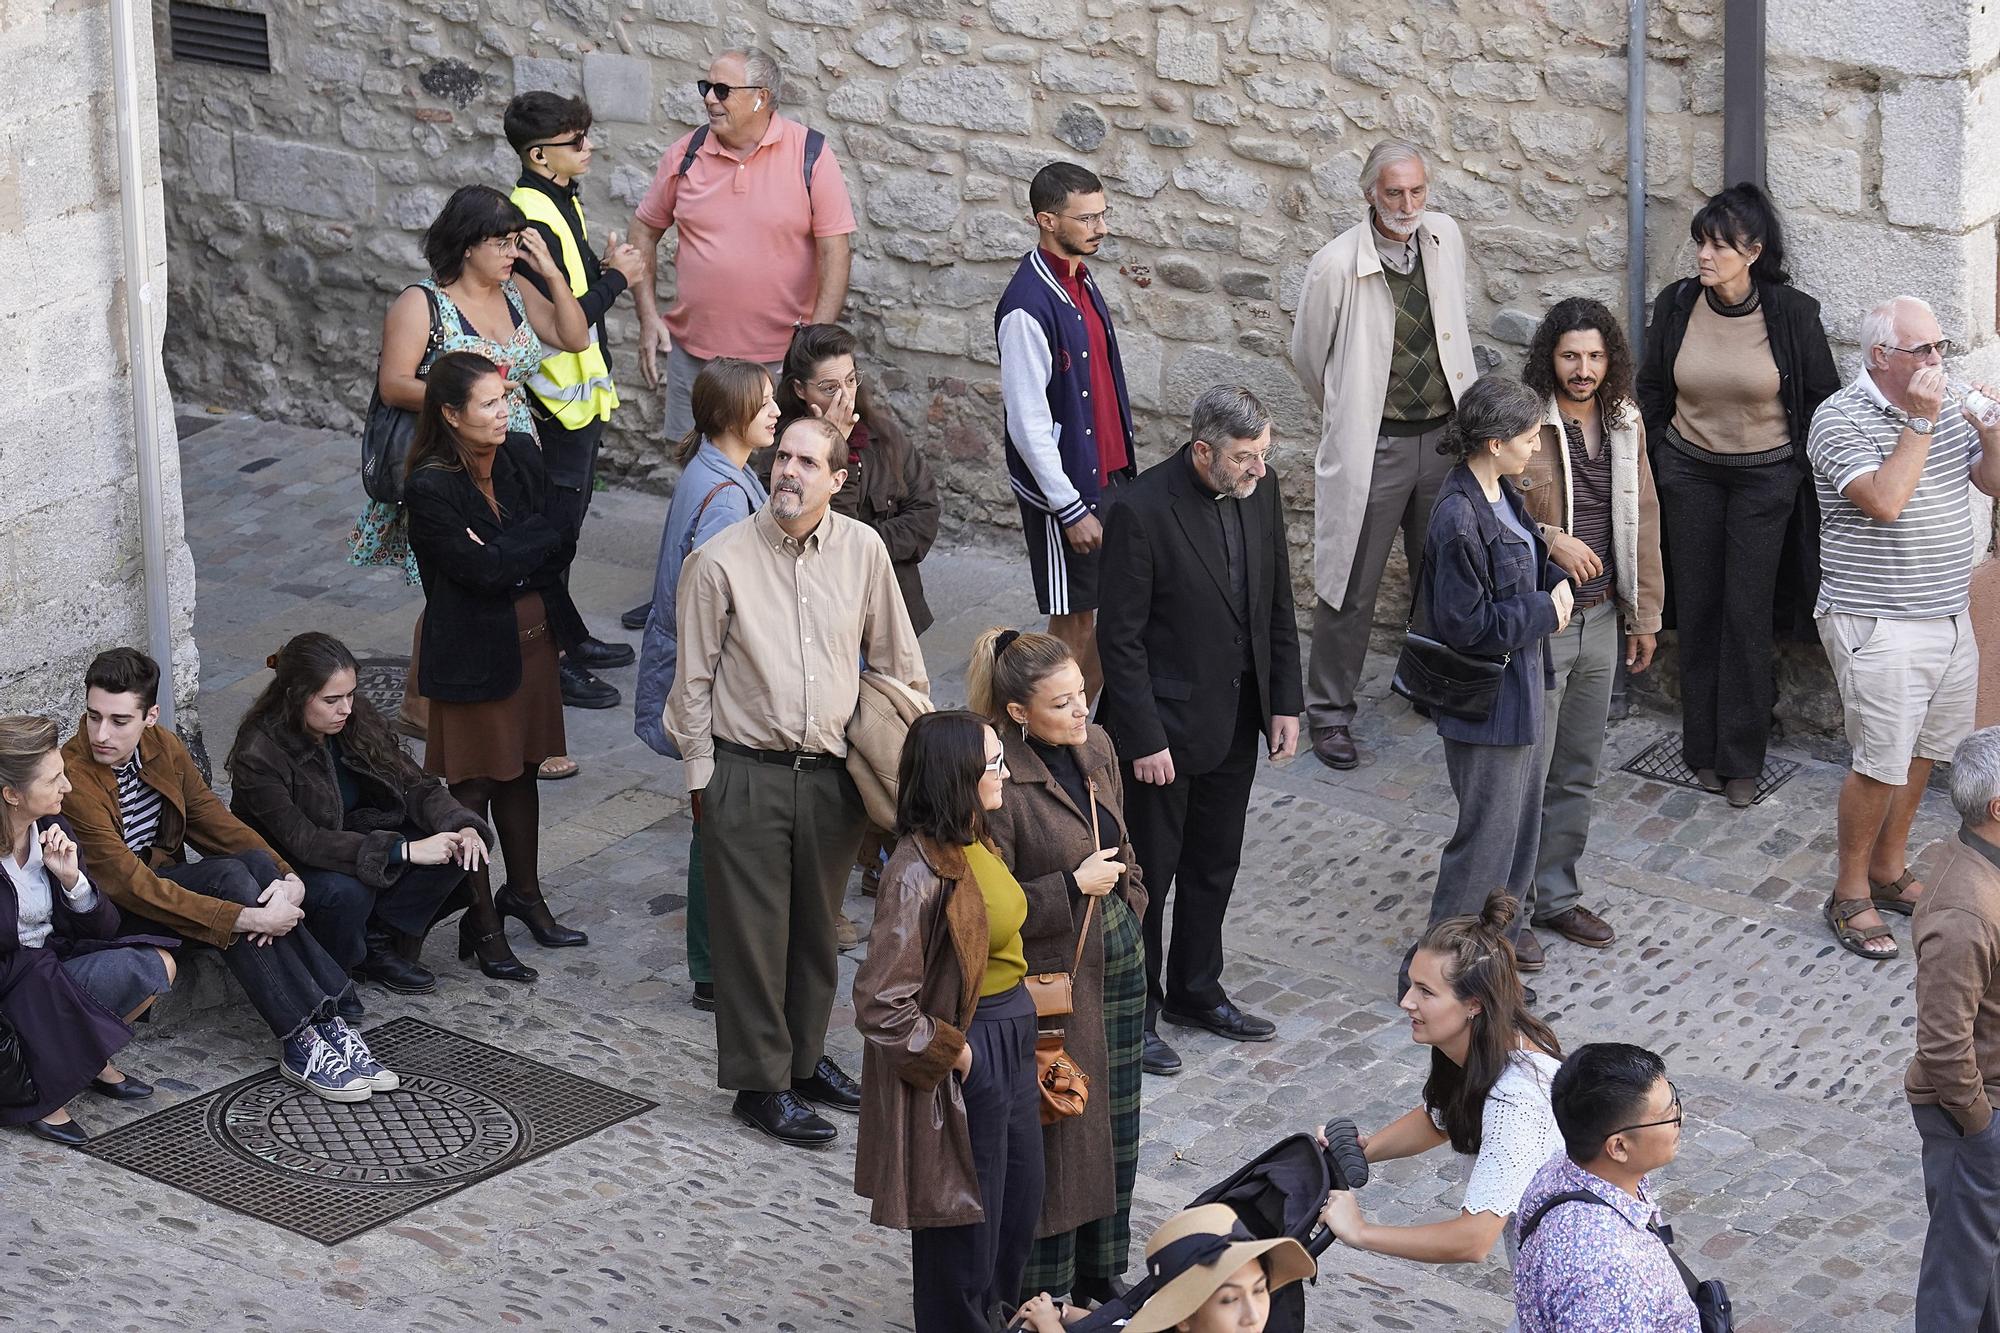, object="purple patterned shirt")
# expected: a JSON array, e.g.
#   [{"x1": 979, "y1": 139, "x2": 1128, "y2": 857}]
[{"x1": 1512, "y1": 1154, "x2": 1699, "y2": 1333}]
